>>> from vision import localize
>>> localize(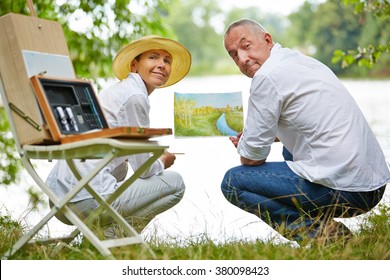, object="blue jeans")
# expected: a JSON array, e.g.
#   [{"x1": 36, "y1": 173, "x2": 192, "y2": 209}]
[{"x1": 221, "y1": 147, "x2": 385, "y2": 240}]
